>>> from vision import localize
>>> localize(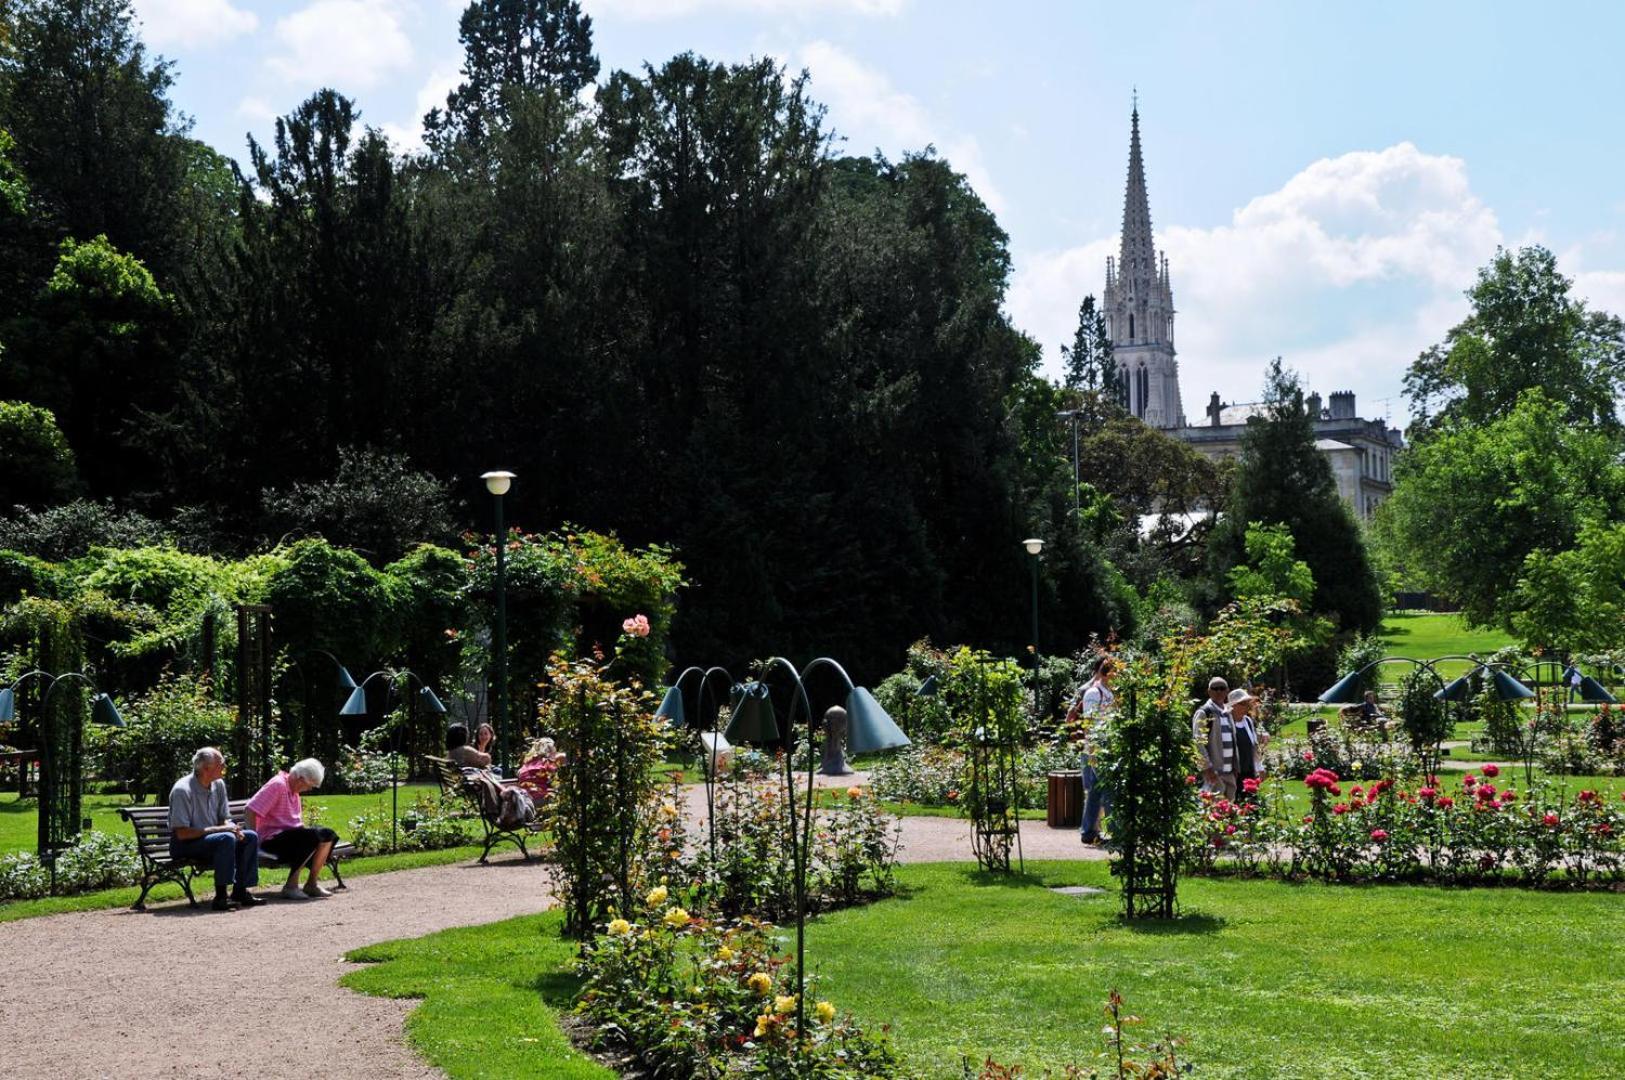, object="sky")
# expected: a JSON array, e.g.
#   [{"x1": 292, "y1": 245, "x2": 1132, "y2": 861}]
[{"x1": 129, "y1": 0, "x2": 1625, "y2": 429}]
